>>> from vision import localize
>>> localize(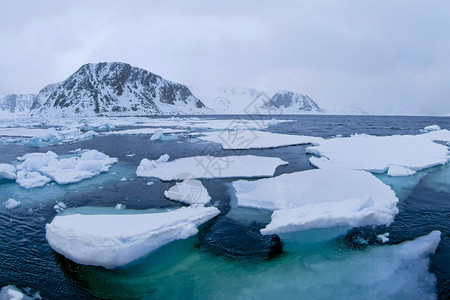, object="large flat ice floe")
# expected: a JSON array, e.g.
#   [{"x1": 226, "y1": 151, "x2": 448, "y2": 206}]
[
  {"x1": 15, "y1": 150, "x2": 117, "y2": 188},
  {"x1": 307, "y1": 132, "x2": 450, "y2": 175},
  {"x1": 137, "y1": 154, "x2": 288, "y2": 181},
  {"x1": 45, "y1": 206, "x2": 220, "y2": 268},
  {"x1": 232, "y1": 169, "x2": 398, "y2": 235},
  {"x1": 198, "y1": 130, "x2": 323, "y2": 150}
]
